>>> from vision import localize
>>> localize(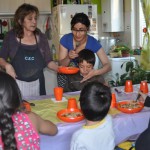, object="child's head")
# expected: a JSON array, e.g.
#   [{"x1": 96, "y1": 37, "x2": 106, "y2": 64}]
[
  {"x1": 0, "y1": 71, "x2": 21, "y2": 112},
  {"x1": 79, "y1": 81, "x2": 111, "y2": 121},
  {"x1": 78, "y1": 49, "x2": 95, "y2": 77},
  {"x1": 0, "y1": 71, "x2": 22, "y2": 149}
]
